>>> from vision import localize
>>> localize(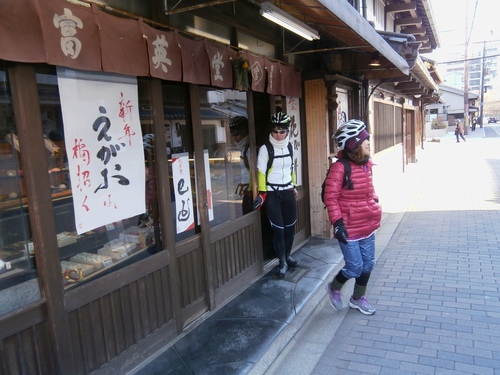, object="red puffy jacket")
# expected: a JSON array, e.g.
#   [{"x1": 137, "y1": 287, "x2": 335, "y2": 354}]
[{"x1": 323, "y1": 153, "x2": 382, "y2": 240}]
